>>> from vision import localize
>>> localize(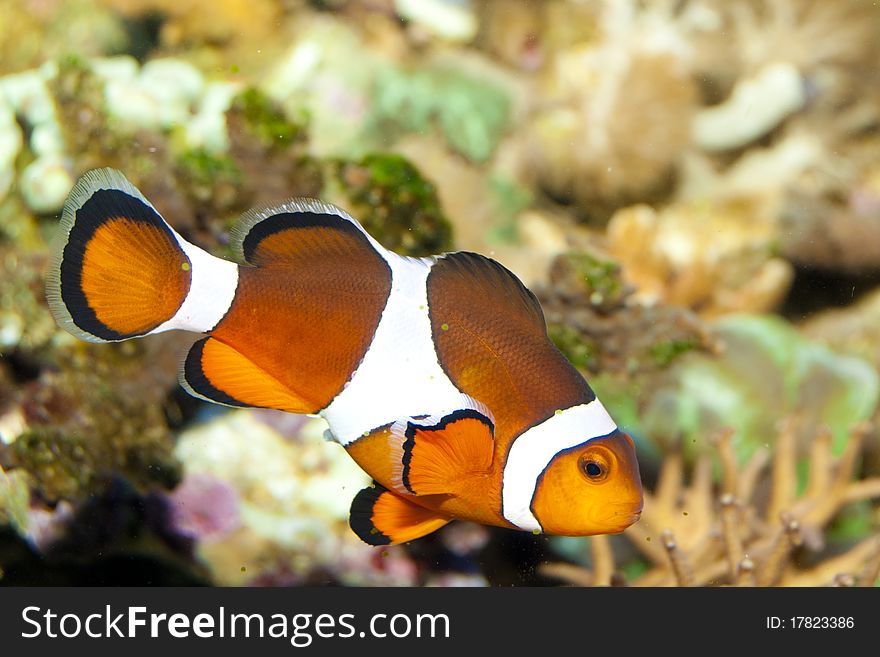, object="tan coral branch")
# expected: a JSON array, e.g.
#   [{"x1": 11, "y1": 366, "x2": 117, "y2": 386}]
[
  {"x1": 656, "y1": 447, "x2": 683, "y2": 511},
  {"x1": 713, "y1": 427, "x2": 738, "y2": 496},
  {"x1": 781, "y1": 535, "x2": 880, "y2": 587},
  {"x1": 735, "y1": 558, "x2": 758, "y2": 587},
  {"x1": 719, "y1": 493, "x2": 744, "y2": 582},
  {"x1": 538, "y1": 562, "x2": 594, "y2": 587},
  {"x1": 757, "y1": 513, "x2": 802, "y2": 586},
  {"x1": 801, "y1": 422, "x2": 871, "y2": 528},
  {"x1": 859, "y1": 537, "x2": 880, "y2": 587},
  {"x1": 662, "y1": 529, "x2": 695, "y2": 586},
  {"x1": 738, "y1": 447, "x2": 771, "y2": 503},
  {"x1": 805, "y1": 426, "x2": 833, "y2": 500},
  {"x1": 767, "y1": 418, "x2": 798, "y2": 523},
  {"x1": 590, "y1": 534, "x2": 615, "y2": 586},
  {"x1": 843, "y1": 478, "x2": 880, "y2": 504}
]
